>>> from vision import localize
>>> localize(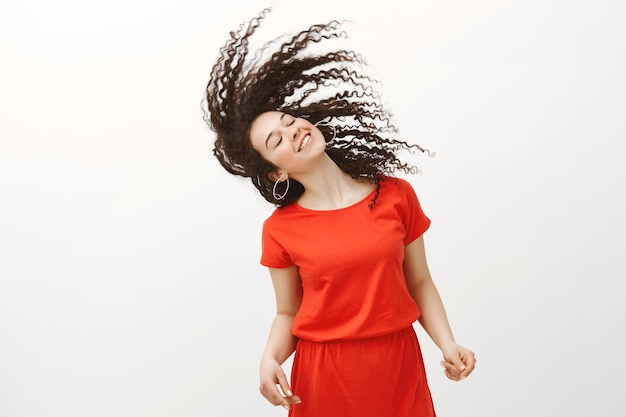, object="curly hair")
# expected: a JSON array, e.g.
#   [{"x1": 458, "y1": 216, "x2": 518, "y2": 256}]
[{"x1": 204, "y1": 8, "x2": 431, "y2": 207}]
